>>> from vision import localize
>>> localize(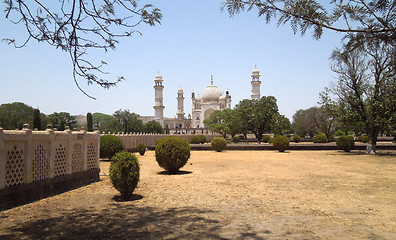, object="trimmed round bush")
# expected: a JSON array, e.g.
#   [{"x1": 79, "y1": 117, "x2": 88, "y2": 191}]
[
  {"x1": 272, "y1": 135, "x2": 290, "y2": 152},
  {"x1": 336, "y1": 135, "x2": 355, "y2": 152},
  {"x1": 262, "y1": 135, "x2": 271, "y2": 143},
  {"x1": 313, "y1": 134, "x2": 328, "y2": 143},
  {"x1": 239, "y1": 135, "x2": 245, "y2": 141},
  {"x1": 109, "y1": 151, "x2": 140, "y2": 199},
  {"x1": 155, "y1": 137, "x2": 191, "y2": 173},
  {"x1": 293, "y1": 135, "x2": 301, "y2": 143},
  {"x1": 198, "y1": 135, "x2": 207, "y2": 144},
  {"x1": 211, "y1": 137, "x2": 227, "y2": 152},
  {"x1": 358, "y1": 135, "x2": 369, "y2": 143},
  {"x1": 137, "y1": 143, "x2": 146, "y2": 156},
  {"x1": 232, "y1": 135, "x2": 240, "y2": 143},
  {"x1": 190, "y1": 136, "x2": 201, "y2": 144},
  {"x1": 100, "y1": 135, "x2": 125, "y2": 159}
]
